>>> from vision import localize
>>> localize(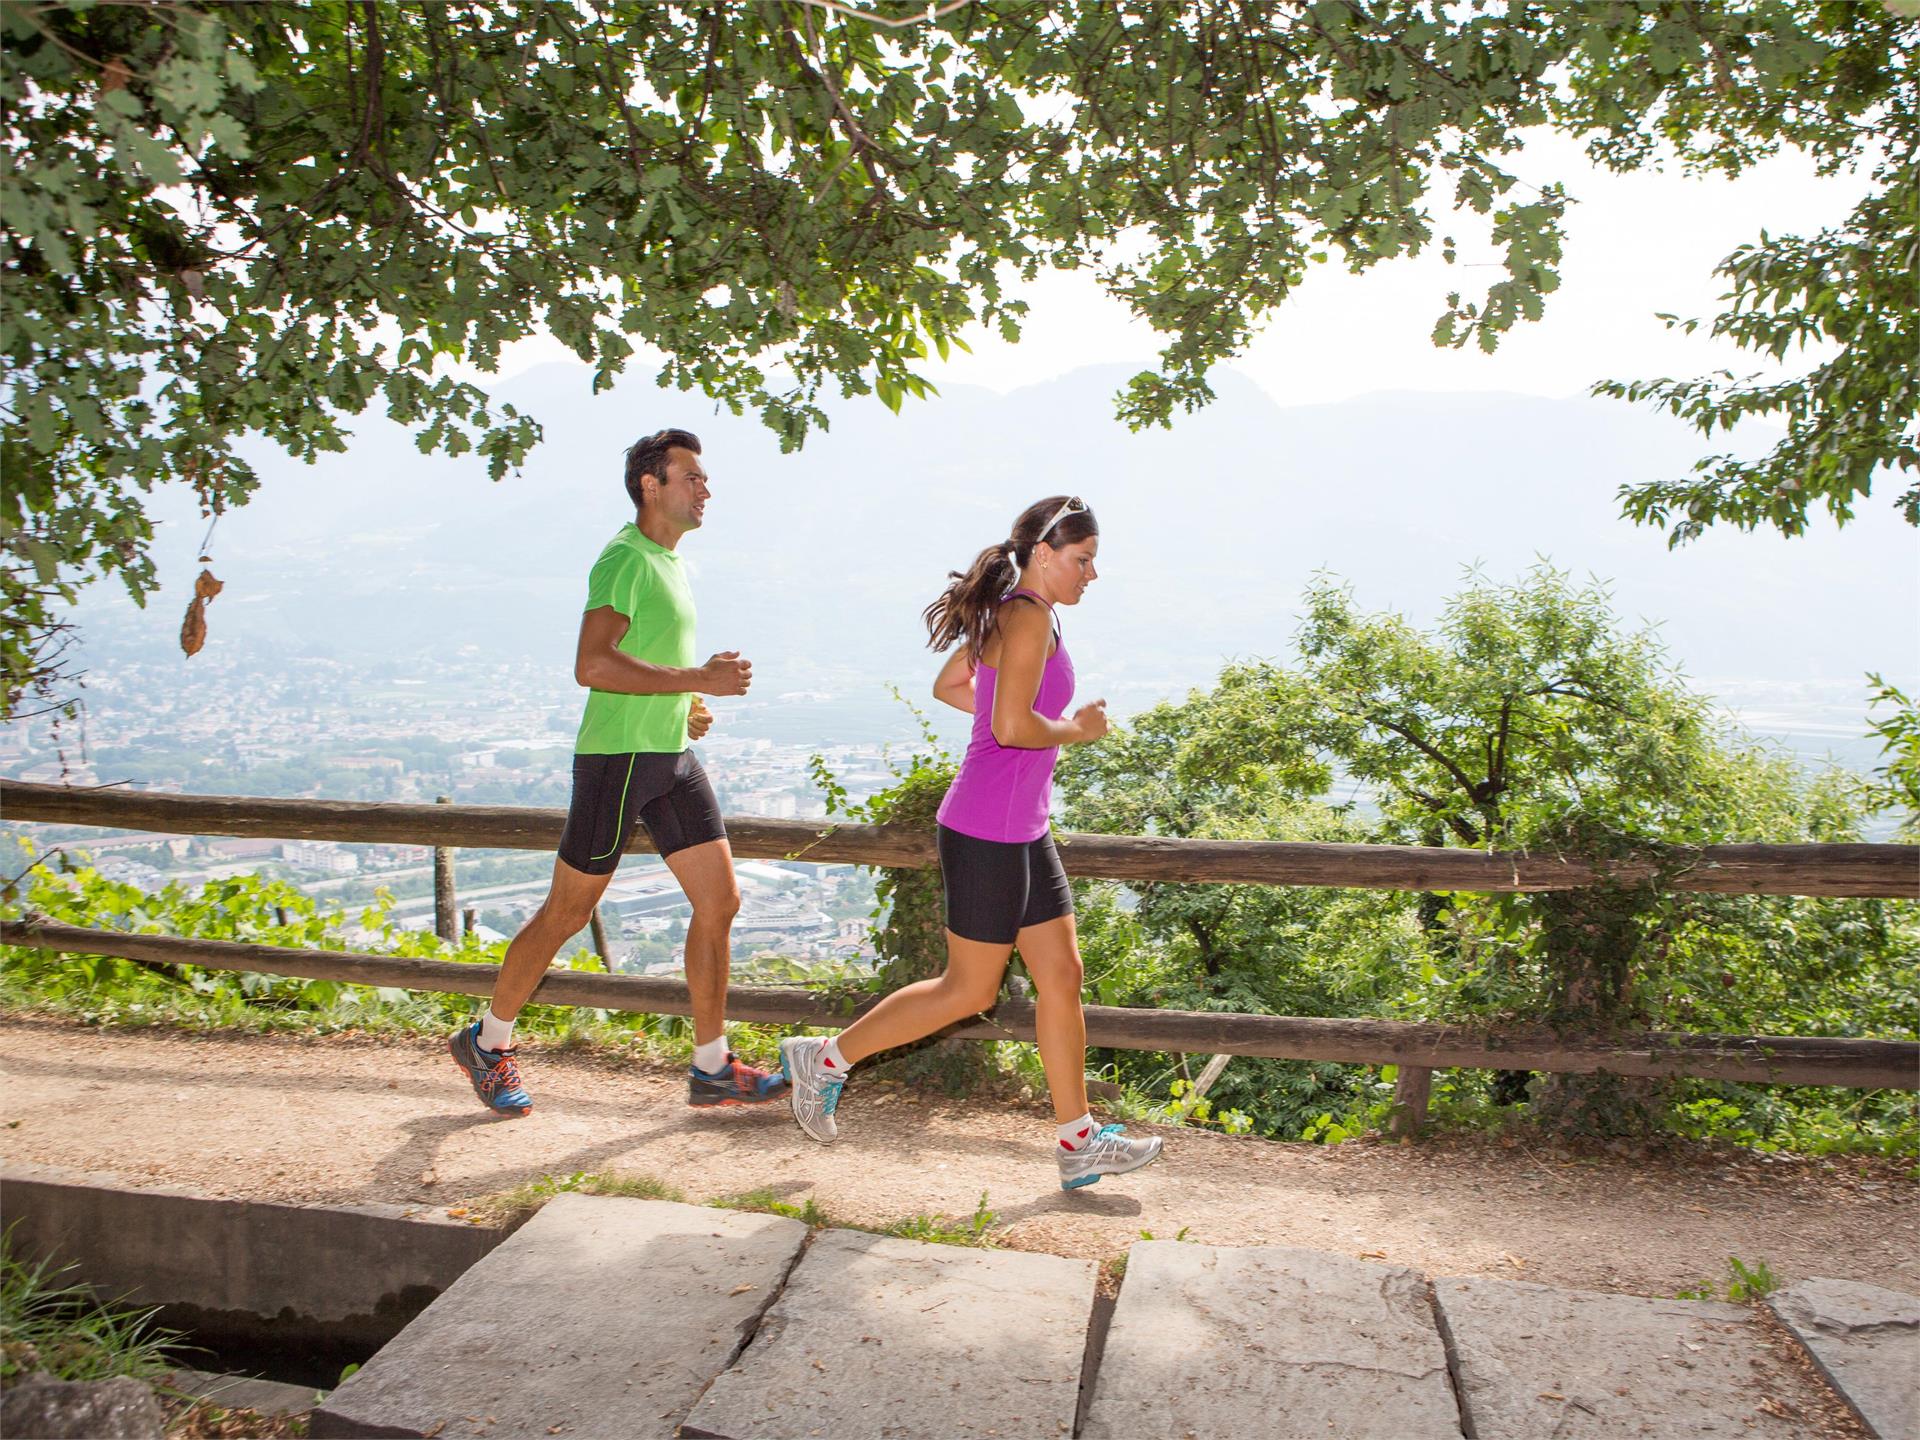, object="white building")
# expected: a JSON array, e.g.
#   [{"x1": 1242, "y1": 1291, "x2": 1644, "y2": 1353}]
[{"x1": 281, "y1": 840, "x2": 359, "y2": 875}]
